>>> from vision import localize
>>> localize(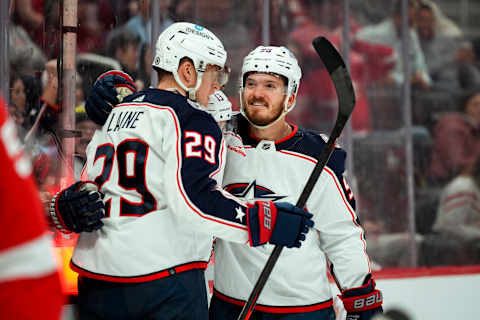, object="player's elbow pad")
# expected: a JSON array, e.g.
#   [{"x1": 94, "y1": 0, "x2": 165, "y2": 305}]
[{"x1": 340, "y1": 276, "x2": 383, "y2": 320}]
